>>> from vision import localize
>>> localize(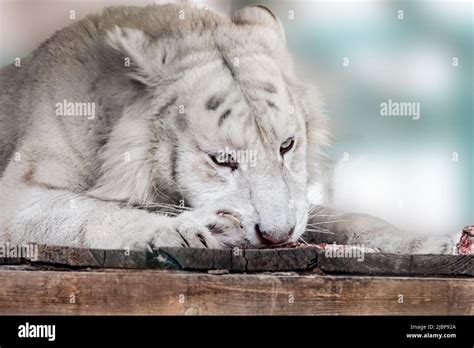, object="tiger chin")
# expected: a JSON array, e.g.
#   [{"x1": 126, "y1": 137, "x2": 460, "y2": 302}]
[{"x1": 0, "y1": 4, "x2": 454, "y2": 253}]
